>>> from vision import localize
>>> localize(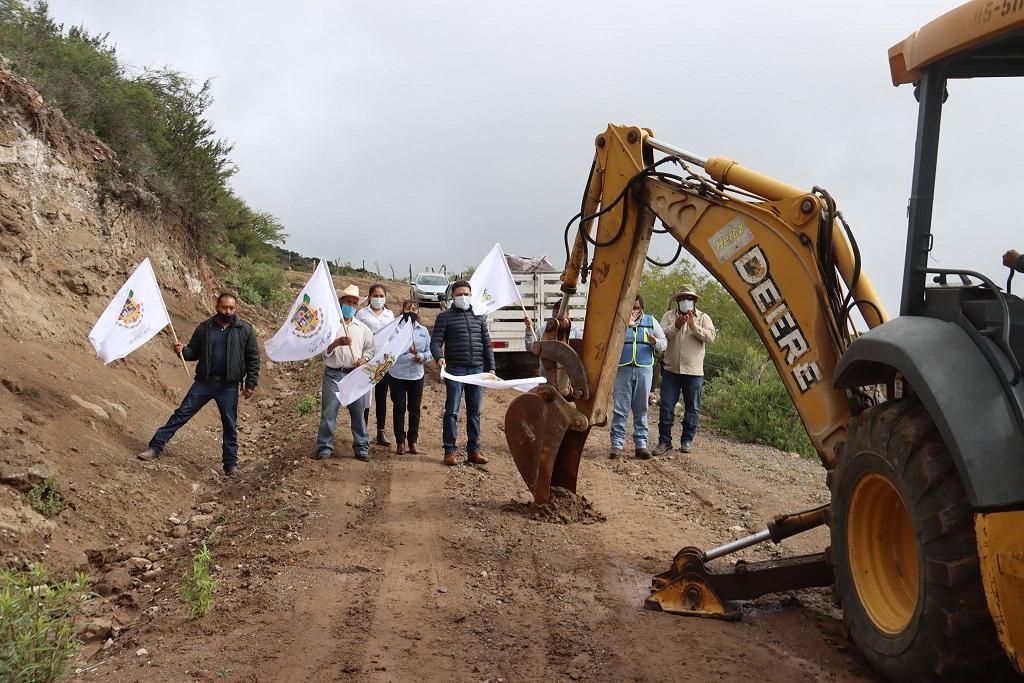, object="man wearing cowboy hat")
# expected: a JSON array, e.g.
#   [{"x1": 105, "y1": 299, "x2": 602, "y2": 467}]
[
  {"x1": 654, "y1": 284, "x2": 716, "y2": 454},
  {"x1": 316, "y1": 284, "x2": 376, "y2": 462}
]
